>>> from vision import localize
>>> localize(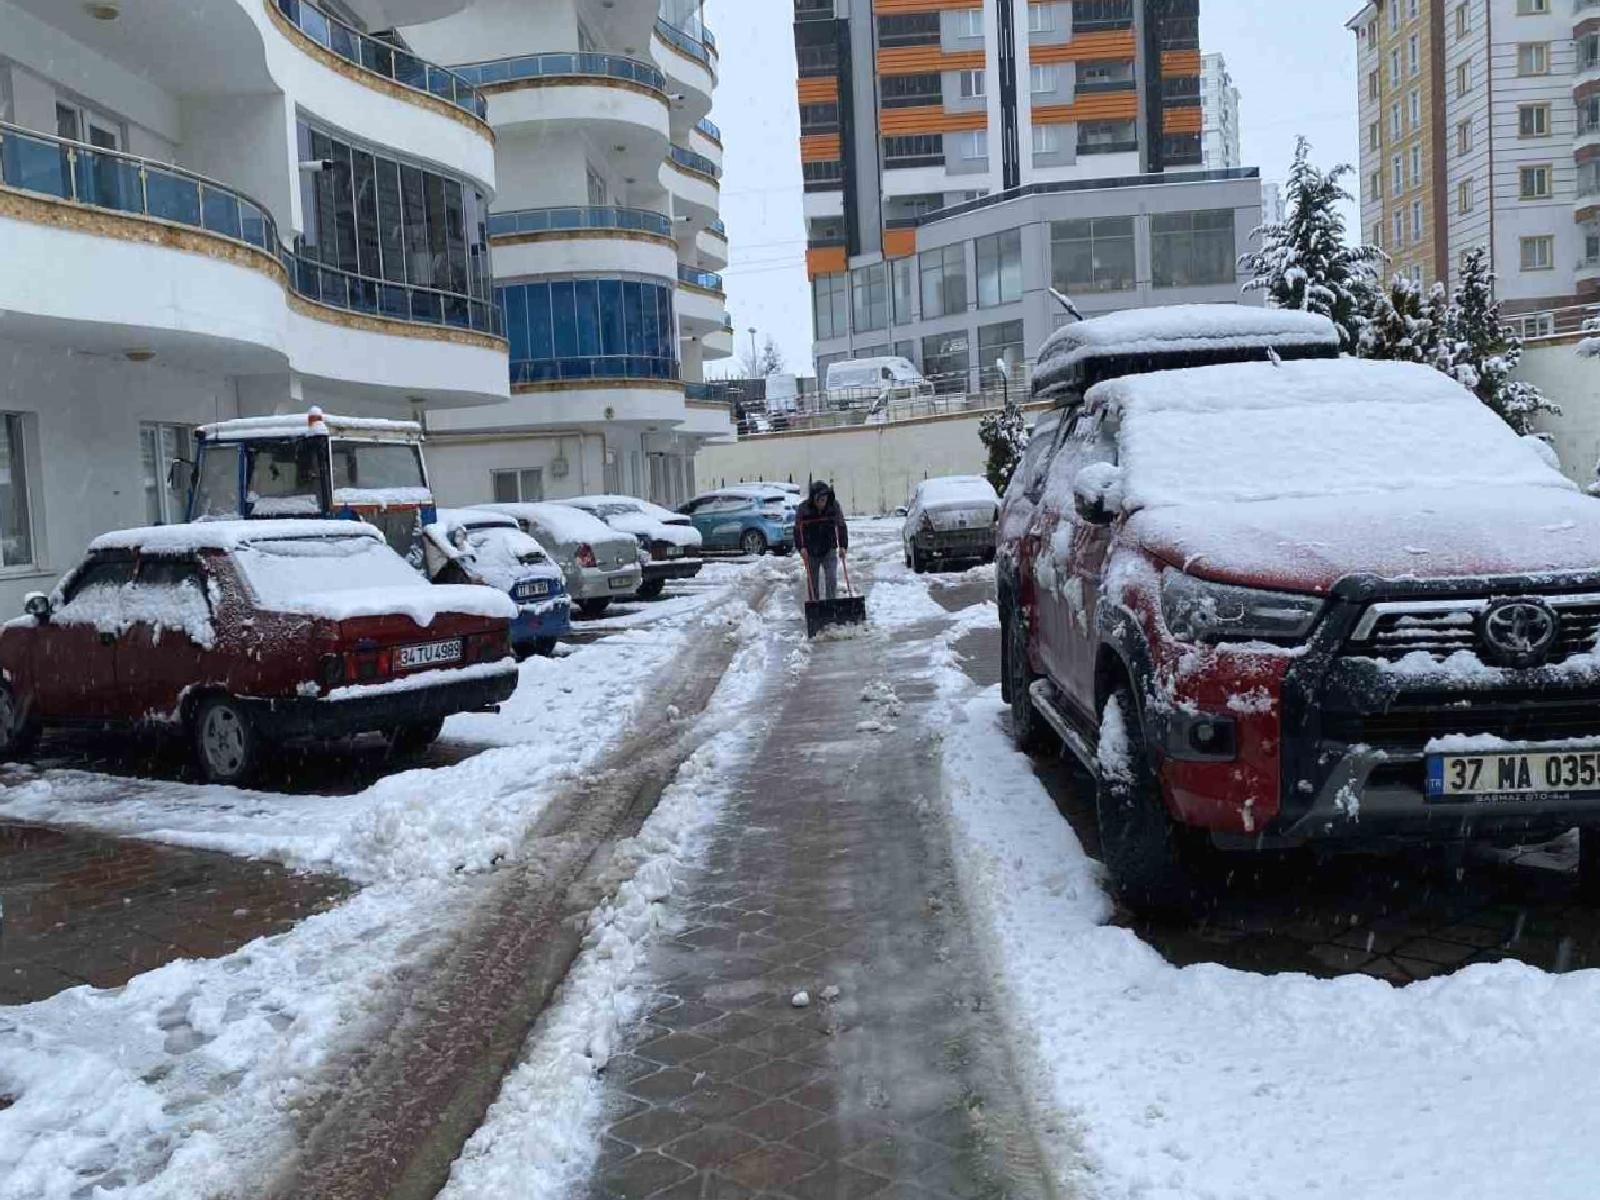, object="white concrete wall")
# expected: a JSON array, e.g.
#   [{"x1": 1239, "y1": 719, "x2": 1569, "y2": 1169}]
[{"x1": 1525, "y1": 339, "x2": 1600, "y2": 485}]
